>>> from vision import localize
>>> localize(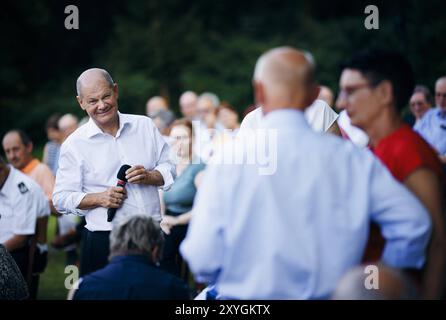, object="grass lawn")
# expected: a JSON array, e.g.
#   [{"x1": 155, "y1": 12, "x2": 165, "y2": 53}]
[{"x1": 38, "y1": 215, "x2": 78, "y2": 300}]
